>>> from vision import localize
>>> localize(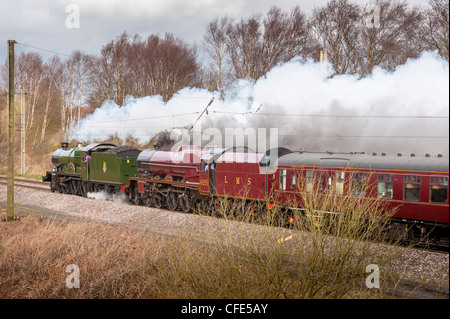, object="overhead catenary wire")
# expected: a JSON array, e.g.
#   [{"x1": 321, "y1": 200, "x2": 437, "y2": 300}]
[
  {"x1": 15, "y1": 41, "x2": 73, "y2": 58},
  {"x1": 85, "y1": 111, "x2": 450, "y2": 124},
  {"x1": 210, "y1": 111, "x2": 450, "y2": 119}
]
